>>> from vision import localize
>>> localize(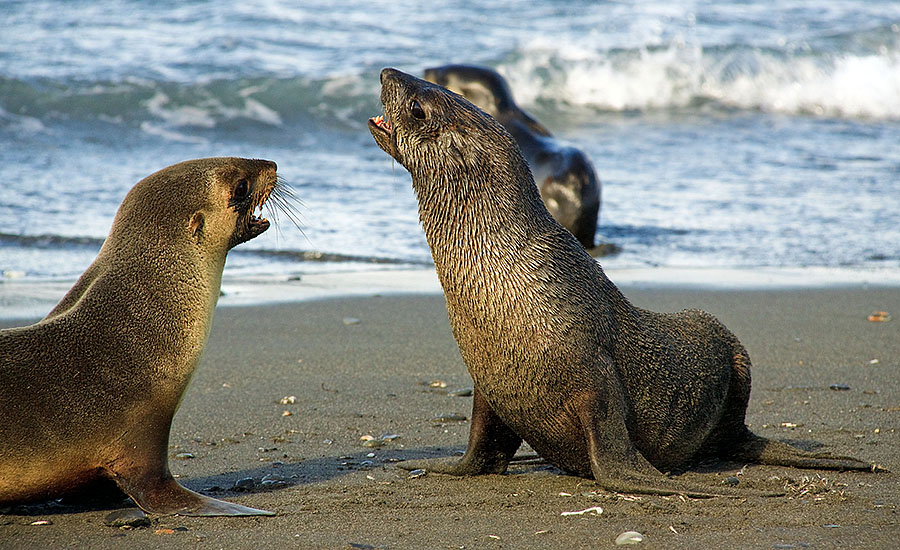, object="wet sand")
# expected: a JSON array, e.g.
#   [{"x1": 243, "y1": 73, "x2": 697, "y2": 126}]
[{"x1": 1, "y1": 285, "x2": 898, "y2": 549}]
